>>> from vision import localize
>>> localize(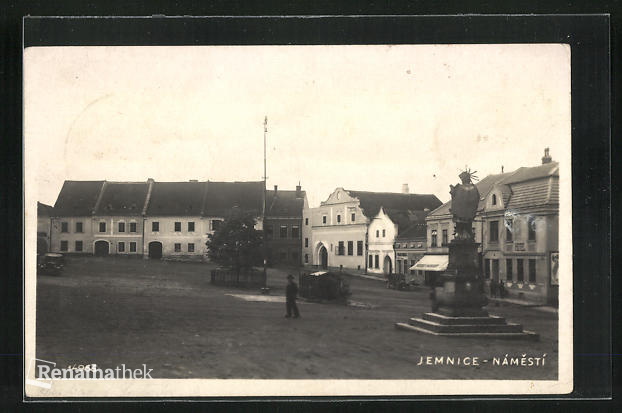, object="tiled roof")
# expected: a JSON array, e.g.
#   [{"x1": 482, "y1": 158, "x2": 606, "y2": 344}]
[
  {"x1": 345, "y1": 190, "x2": 442, "y2": 219},
  {"x1": 506, "y1": 177, "x2": 558, "y2": 210},
  {"x1": 37, "y1": 202, "x2": 53, "y2": 217},
  {"x1": 94, "y1": 182, "x2": 149, "y2": 216},
  {"x1": 503, "y1": 162, "x2": 559, "y2": 184},
  {"x1": 396, "y1": 222, "x2": 427, "y2": 240},
  {"x1": 384, "y1": 208, "x2": 429, "y2": 235},
  {"x1": 146, "y1": 181, "x2": 208, "y2": 216},
  {"x1": 428, "y1": 162, "x2": 559, "y2": 219},
  {"x1": 52, "y1": 181, "x2": 105, "y2": 216},
  {"x1": 265, "y1": 189, "x2": 305, "y2": 218},
  {"x1": 203, "y1": 181, "x2": 264, "y2": 217}
]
